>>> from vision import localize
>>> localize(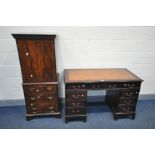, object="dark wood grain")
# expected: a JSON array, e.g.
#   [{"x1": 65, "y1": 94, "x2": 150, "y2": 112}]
[
  {"x1": 15, "y1": 39, "x2": 57, "y2": 82},
  {"x1": 12, "y1": 34, "x2": 61, "y2": 120}
]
